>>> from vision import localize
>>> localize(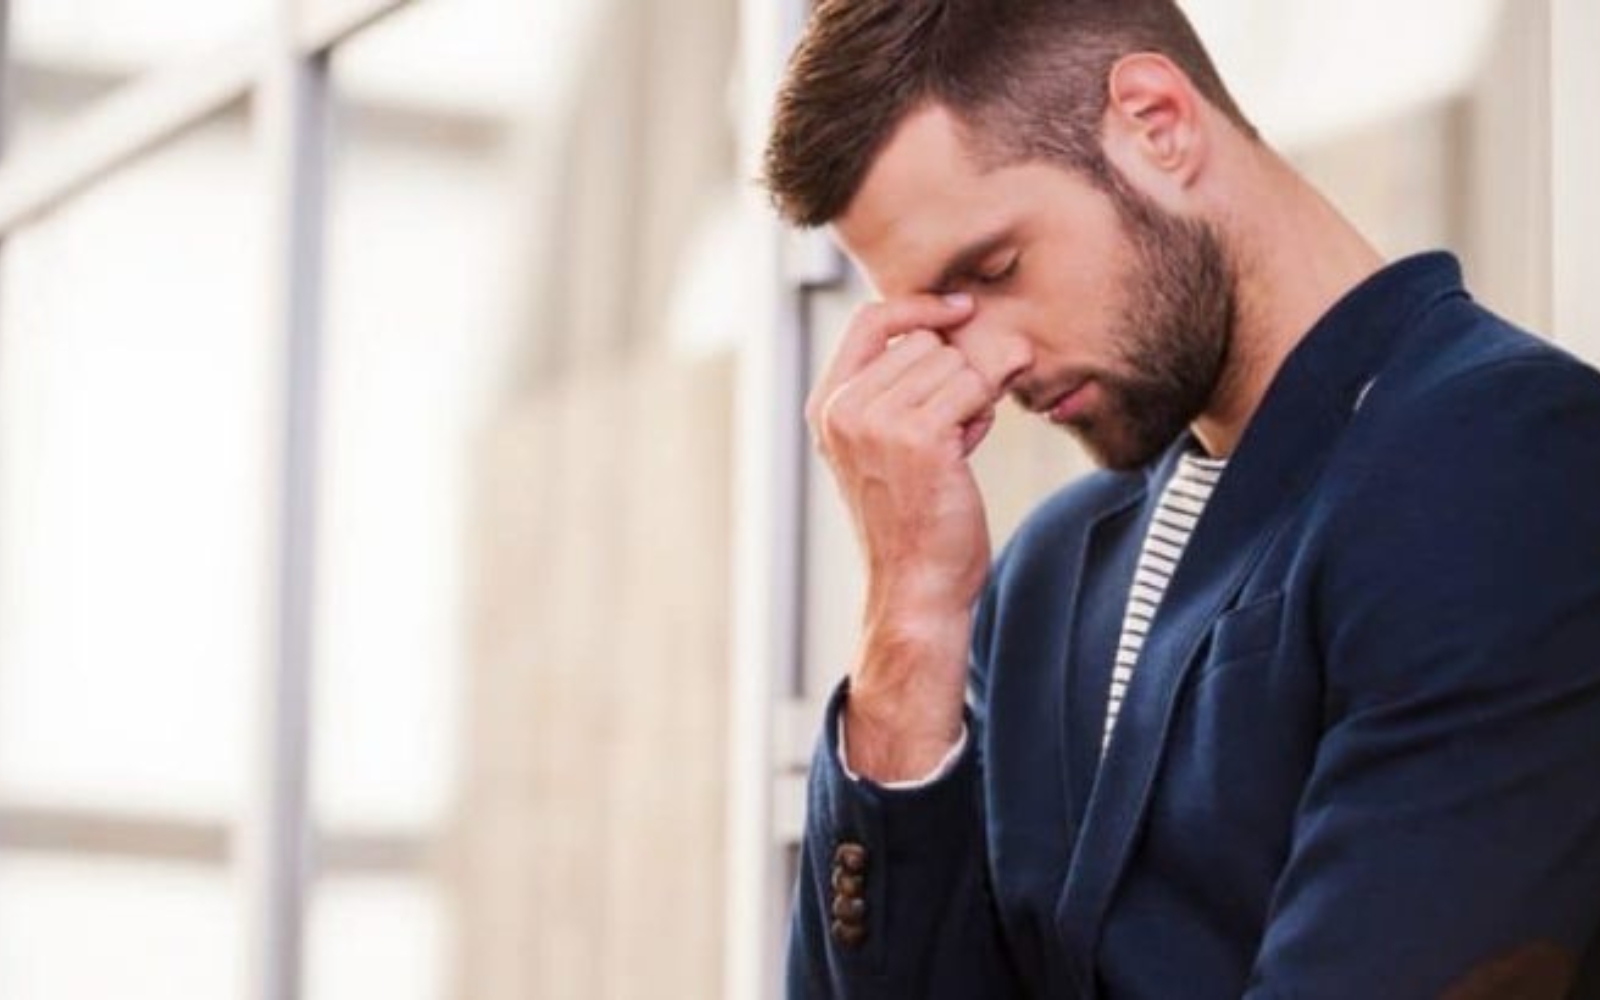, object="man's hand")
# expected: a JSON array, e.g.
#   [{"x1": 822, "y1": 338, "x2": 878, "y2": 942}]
[{"x1": 807, "y1": 293, "x2": 999, "y2": 782}]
